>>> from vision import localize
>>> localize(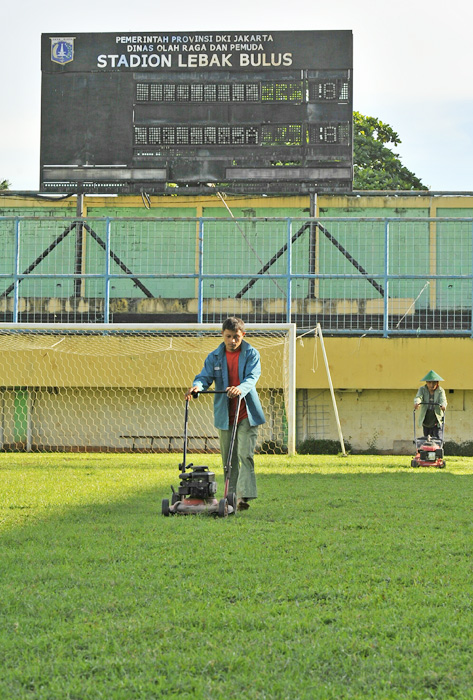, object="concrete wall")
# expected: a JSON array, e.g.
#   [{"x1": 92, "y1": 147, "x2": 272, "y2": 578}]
[
  {"x1": 296, "y1": 387, "x2": 467, "y2": 454},
  {"x1": 295, "y1": 336, "x2": 472, "y2": 451}
]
